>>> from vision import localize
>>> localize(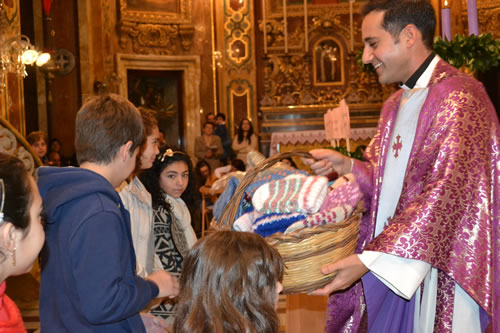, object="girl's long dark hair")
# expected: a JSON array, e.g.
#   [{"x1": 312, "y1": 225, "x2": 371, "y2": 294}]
[
  {"x1": 139, "y1": 146, "x2": 196, "y2": 212},
  {"x1": 174, "y1": 231, "x2": 284, "y2": 333},
  {"x1": 236, "y1": 118, "x2": 254, "y2": 144}
]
